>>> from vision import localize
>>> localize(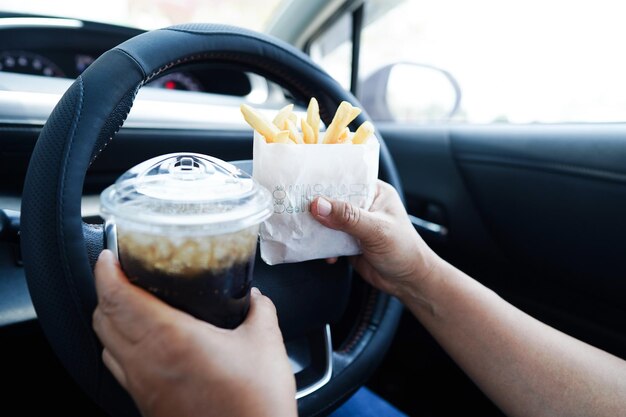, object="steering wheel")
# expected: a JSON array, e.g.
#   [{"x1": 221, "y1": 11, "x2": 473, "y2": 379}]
[{"x1": 21, "y1": 24, "x2": 403, "y2": 417}]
